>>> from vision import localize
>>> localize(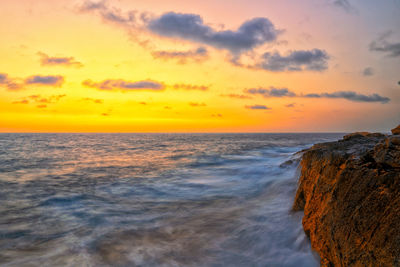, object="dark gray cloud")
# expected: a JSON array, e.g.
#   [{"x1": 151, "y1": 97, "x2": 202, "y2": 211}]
[
  {"x1": 173, "y1": 83, "x2": 209, "y2": 91},
  {"x1": 303, "y1": 91, "x2": 390, "y2": 103},
  {"x1": 38, "y1": 52, "x2": 83, "y2": 67},
  {"x1": 362, "y1": 67, "x2": 374, "y2": 76},
  {"x1": 152, "y1": 47, "x2": 208, "y2": 63},
  {"x1": 82, "y1": 79, "x2": 164, "y2": 91},
  {"x1": 25, "y1": 75, "x2": 64, "y2": 86},
  {"x1": 245, "y1": 87, "x2": 296, "y2": 97},
  {"x1": 369, "y1": 32, "x2": 400, "y2": 57},
  {"x1": 257, "y1": 49, "x2": 329, "y2": 71},
  {"x1": 242, "y1": 84, "x2": 390, "y2": 104},
  {"x1": 148, "y1": 12, "x2": 281, "y2": 55},
  {"x1": 245, "y1": 104, "x2": 270, "y2": 110}
]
